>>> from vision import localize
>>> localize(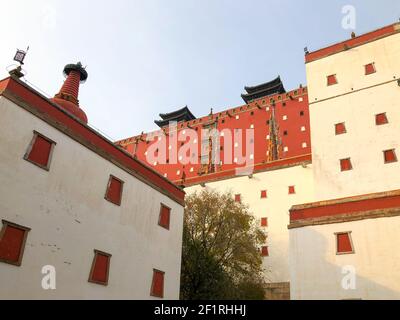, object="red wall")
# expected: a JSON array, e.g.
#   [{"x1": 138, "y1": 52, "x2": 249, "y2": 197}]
[{"x1": 117, "y1": 86, "x2": 311, "y2": 184}]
